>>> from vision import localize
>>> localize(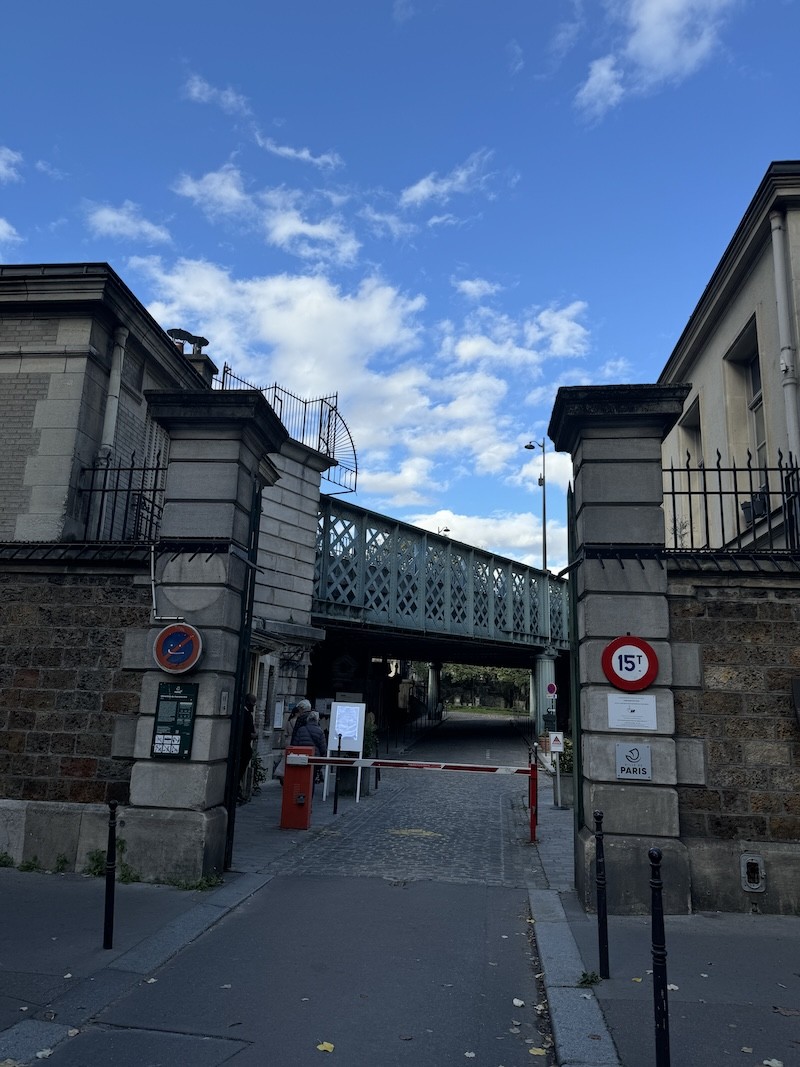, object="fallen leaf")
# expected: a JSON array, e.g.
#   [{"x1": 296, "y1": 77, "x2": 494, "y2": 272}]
[
  {"x1": 35, "y1": 1053, "x2": 53, "y2": 1061},
  {"x1": 63, "y1": 973, "x2": 72, "y2": 980},
  {"x1": 67, "y1": 1030, "x2": 79, "y2": 1038},
  {"x1": 465, "y1": 1054, "x2": 476, "y2": 1059},
  {"x1": 502, "y1": 935, "x2": 509, "y2": 939},
  {"x1": 580, "y1": 993, "x2": 591, "y2": 999},
  {"x1": 700, "y1": 973, "x2": 709, "y2": 978},
  {"x1": 513, "y1": 998, "x2": 525, "y2": 1007},
  {"x1": 741, "y1": 1049, "x2": 753, "y2": 1055},
  {"x1": 667, "y1": 984, "x2": 679, "y2": 991},
  {"x1": 145, "y1": 978, "x2": 157, "y2": 984},
  {"x1": 762, "y1": 1060, "x2": 784, "y2": 1067},
  {"x1": 773, "y1": 1006, "x2": 800, "y2": 1016},
  {"x1": 529, "y1": 1050, "x2": 547, "y2": 1057},
  {"x1": 509, "y1": 1027, "x2": 521, "y2": 1034},
  {"x1": 631, "y1": 977, "x2": 642, "y2": 983},
  {"x1": 527, "y1": 918, "x2": 536, "y2": 924},
  {"x1": 19, "y1": 1007, "x2": 28, "y2": 1012},
  {"x1": 316, "y1": 1042, "x2": 335, "y2": 1053},
  {"x1": 221, "y1": 984, "x2": 231, "y2": 989}
]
